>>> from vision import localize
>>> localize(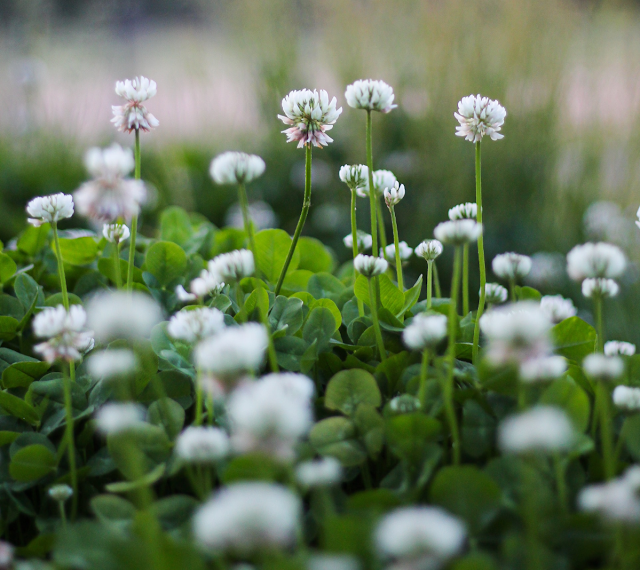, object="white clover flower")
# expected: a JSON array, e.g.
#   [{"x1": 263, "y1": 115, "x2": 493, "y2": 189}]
[
  {"x1": 102, "y1": 223, "x2": 130, "y2": 244},
  {"x1": 566, "y1": 242, "x2": 626, "y2": 282},
  {"x1": 492, "y1": 252, "x2": 532, "y2": 281},
  {"x1": 225, "y1": 201, "x2": 277, "y2": 231},
  {"x1": 384, "y1": 181, "x2": 405, "y2": 208},
  {"x1": 498, "y1": 406, "x2": 576, "y2": 454},
  {"x1": 95, "y1": 403, "x2": 145, "y2": 435},
  {"x1": 433, "y1": 220, "x2": 482, "y2": 246},
  {"x1": 175, "y1": 426, "x2": 230, "y2": 463},
  {"x1": 582, "y1": 278, "x2": 619, "y2": 299},
  {"x1": 375, "y1": 507, "x2": 466, "y2": 568},
  {"x1": 295, "y1": 457, "x2": 343, "y2": 488},
  {"x1": 193, "y1": 483, "x2": 300, "y2": 553},
  {"x1": 167, "y1": 307, "x2": 225, "y2": 344},
  {"x1": 26, "y1": 193, "x2": 74, "y2": 227},
  {"x1": 354, "y1": 254, "x2": 388, "y2": 277},
  {"x1": 278, "y1": 89, "x2": 342, "y2": 148},
  {"x1": 260, "y1": 372, "x2": 316, "y2": 401},
  {"x1": 370, "y1": 170, "x2": 398, "y2": 198},
  {"x1": 448, "y1": 202, "x2": 478, "y2": 221},
  {"x1": 483, "y1": 283, "x2": 508, "y2": 305},
  {"x1": 32, "y1": 305, "x2": 94, "y2": 363},
  {"x1": 111, "y1": 76, "x2": 159, "y2": 133},
  {"x1": 383, "y1": 241, "x2": 413, "y2": 263},
  {"x1": 87, "y1": 349, "x2": 138, "y2": 380},
  {"x1": 208, "y1": 249, "x2": 254, "y2": 283},
  {"x1": 86, "y1": 291, "x2": 163, "y2": 342},
  {"x1": 176, "y1": 270, "x2": 226, "y2": 303},
  {"x1": 339, "y1": 164, "x2": 369, "y2": 194},
  {"x1": 479, "y1": 302, "x2": 552, "y2": 366},
  {"x1": 343, "y1": 231, "x2": 373, "y2": 252},
  {"x1": 604, "y1": 341, "x2": 636, "y2": 357},
  {"x1": 583, "y1": 353, "x2": 624, "y2": 381},
  {"x1": 308, "y1": 554, "x2": 360, "y2": 570},
  {"x1": 194, "y1": 323, "x2": 268, "y2": 382},
  {"x1": 210, "y1": 152, "x2": 266, "y2": 185},
  {"x1": 579, "y1": 466, "x2": 640, "y2": 523},
  {"x1": 0, "y1": 542, "x2": 14, "y2": 568},
  {"x1": 525, "y1": 252, "x2": 565, "y2": 289},
  {"x1": 403, "y1": 313, "x2": 448, "y2": 351},
  {"x1": 415, "y1": 239, "x2": 443, "y2": 261},
  {"x1": 345, "y1": 79, "x2": 397, "y2": 114},
  {"x1": 540, "y1": 295, "x2": 577, "y2": 324},
  {"x1": 48, "y1": 484, "x2": 73, "y2": 502},
  {"x1": 519, "y1": 355, "x2": 567, "y2": 384},
  {"x1": 74, "y1": 144, "x2": 146, "y2": 222},
  {"x1": 454, "y1": 94, "x2": 506, "y2": 143},
  {"x1": 613, "y1": 386, "x2": 640, "y2": 411}
]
